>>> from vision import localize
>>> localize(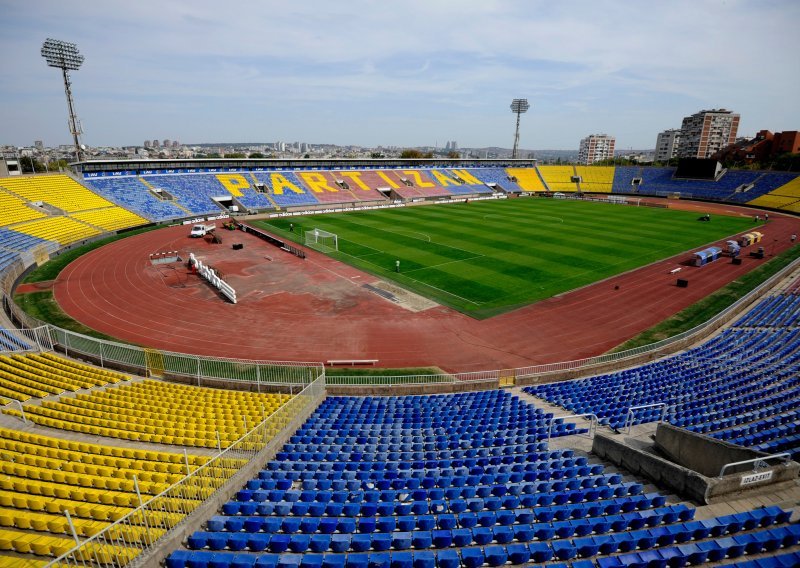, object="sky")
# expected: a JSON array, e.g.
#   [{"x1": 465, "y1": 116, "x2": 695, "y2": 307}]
[{"x1": 1, "y1": 0, "x2": 798, "y2": 151}]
